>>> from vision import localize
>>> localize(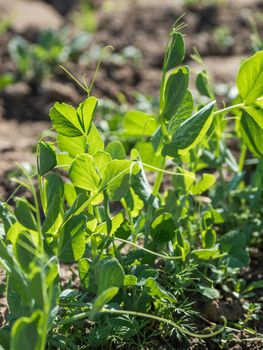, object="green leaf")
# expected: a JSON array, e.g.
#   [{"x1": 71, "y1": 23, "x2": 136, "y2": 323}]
[
  {"x1": 172, "y1": 167, "x2": 195, "y2": 193},
  {"x1": 42, "y1": 174, "x2": 64, "y2": 234},
  {"x1": 105, "y1": 141, "x2": 126, "y2": 160},
  {"x1": 124, "y1": 275, "x2": 137, "y2": 287},
  {"x1": 96, "y1": 212, "x2": 124, "y2": 236},
  {"x1": 15, "y1": 198, "x2": 37, "y2": 231},
  {"x1": 124, "y1": 111, "x2": 158, "y2": 136},
  {"x1": 131, "y1": 167, "x2": 159, "y2": 209},
  {"x1": 163, "y1": 31, "x2": 185, "y2": 72},
  {"x1": 14, "y1": 231, "x2": 37, "y2": 272},
  {"x1": 99, "y1": 160, "x2": 136, "y2": 194},
  {"x1": 192, "y1": 174, "x2": 216, "y2": 195},
  {"x1": 98, "y1": 258, "x2": 125, "y2": 295},
  {"x1": 240, "y1": 108, "x2": 263, "y2": 158},
  {"x1": 38, "y1": 141, "x2": 57, "y2": 176},
  {"x1": 78, "y1": 258, "x2": 90, "y2": 289},
  {"x1": 196, "y1": 70, "x2": 214, "y2": 99},
  {"x1": 76, "y1": 96, "x2": 98, "y2": 135},
  {"x1": 237, "y1": 51, "x2": 263, "y2": 104},
  {"x1": 58, "y1": 215, "x2": 86, "y2": 262},
  {"x1": 167, "y1": 90, "x2": 194, "y2": 133},
  {"x1": 28, "y1": 267, "x2": 45, "y2": 309},
  {"x1": 192, "y1": 248, "x2": 223, "y2": 260},
  {"x1": 244, "y1": 280, "x2": 263, "y2": 293},
  {"x1": 162, "y1": 67, "x2": 189, "y2": 121},
  {"x1": 145, "y1": 277, "x2": 176, "y2": 302},
  {"x1": 93, "y1": 151, "x2": 112, "y2": 174},
  {"x1": 151, "y1": 213, "x2": 176, "y2": 243},
  {"x1": 10, "y1": 311, "x2": 44, "y2": 350},
  {"x1": 69, "y1": 154, "x2": 101, "y2": 192},
  {"x1": 197, "y1": 285, "x2": 219, "y2": 300},
  {"x1": 163, "y1": 101, "x2": 215, "y2": 156},
  {"x1": 90, "y1": 287, "x2": 119, "y2": 320},
  {"x1": 220, "y1": 231, "x2": 249, "y2": 268},
  {"x1": 135, "y1": 142, "x2": 163, "y2": 169},
  {"x1": 58, "y1": 124, "x2": 104, "y2": 158},
  {"x1": 49, "y1": 102, "x2": 83, "y2": 137}
]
